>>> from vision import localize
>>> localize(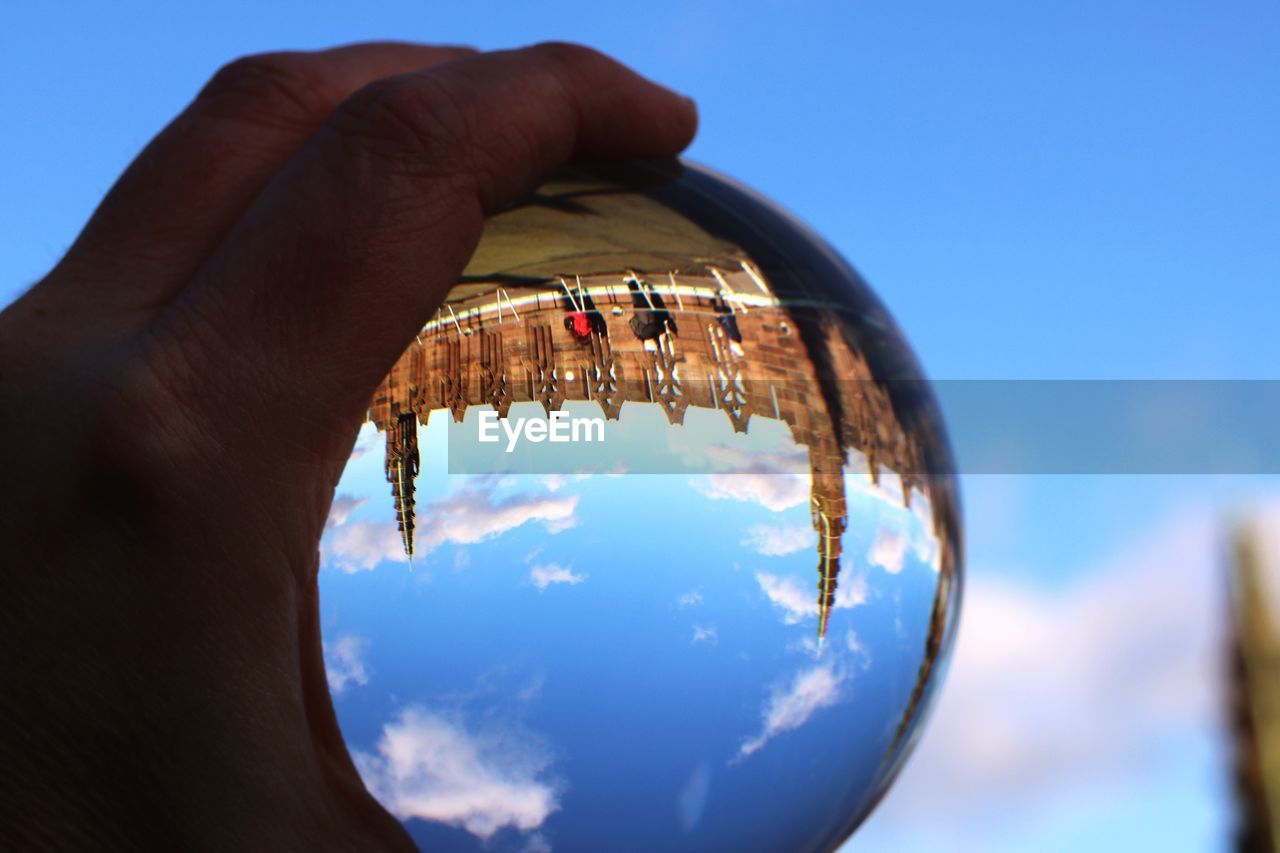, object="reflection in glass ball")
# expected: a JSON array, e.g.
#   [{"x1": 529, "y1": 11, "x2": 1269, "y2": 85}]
[{"x1": 320, "y1": 161, "x2": 962, "y2": 852}]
